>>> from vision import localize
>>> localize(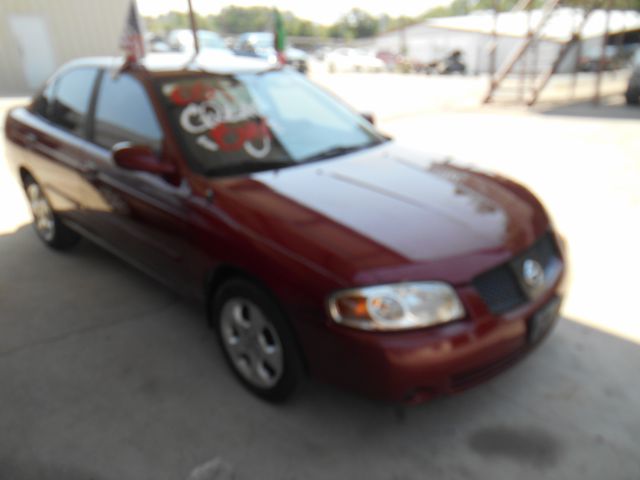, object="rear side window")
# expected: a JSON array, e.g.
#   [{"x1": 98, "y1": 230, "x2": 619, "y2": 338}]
[
  {"x1": 49, "y1": 68, "x2": 98, "y2": 136},
  {"x1": 93, "y1": 73, "x2": 162, "y2": 151},
  {"x1": 32, "y1": 81, "x2": 55, "y2": 119}
]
